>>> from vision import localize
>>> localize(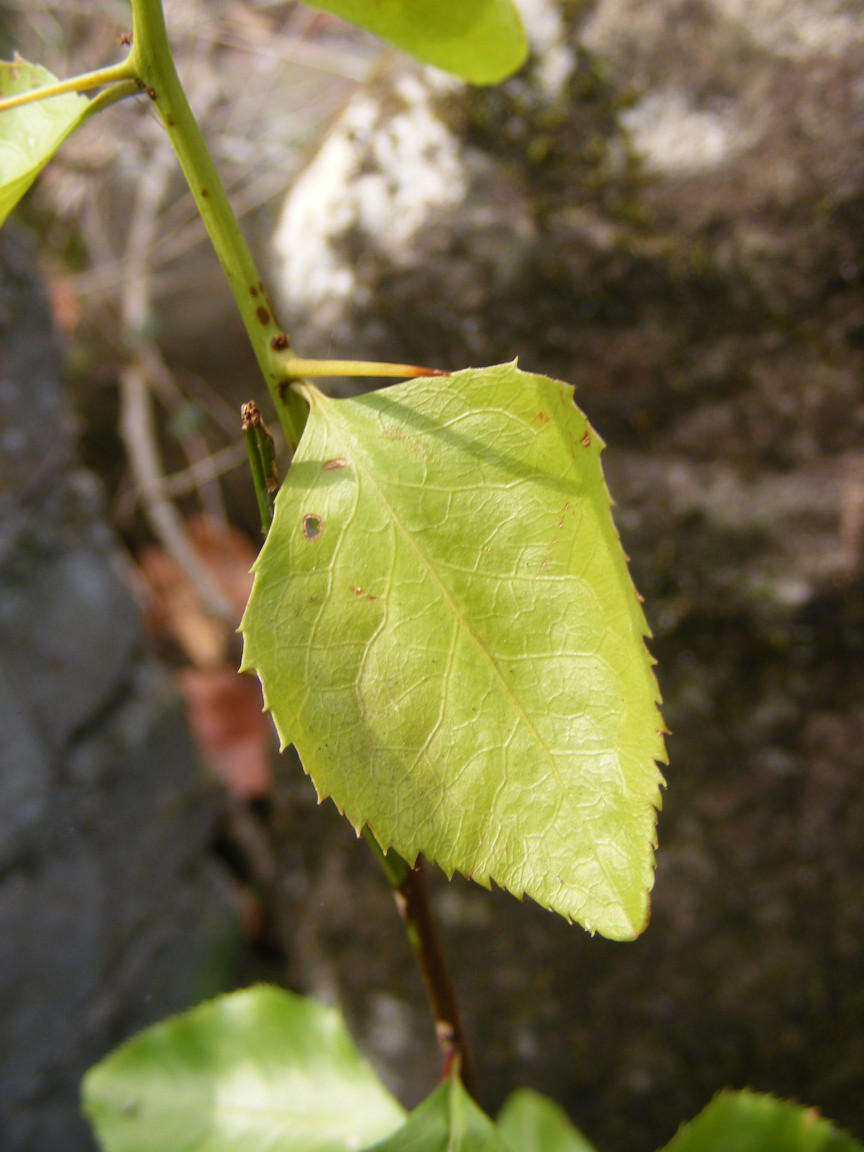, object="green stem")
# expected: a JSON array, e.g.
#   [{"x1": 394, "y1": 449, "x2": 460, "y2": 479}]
[
  {"x1": 281, "y1": 357, "x2": 450, "y2": 380},
  {"x1": 0, "y1": 59, "x2": 135, "y2": 112},
  {"x1": 241, "y1": 401, "x2": 278, "y2": 533},
  {"x1": 128, "y1": 0, "x2": 307, "y2": 450},
  {"x1": 79, "y1": 79, "x2": 142, "y2": 122}
]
